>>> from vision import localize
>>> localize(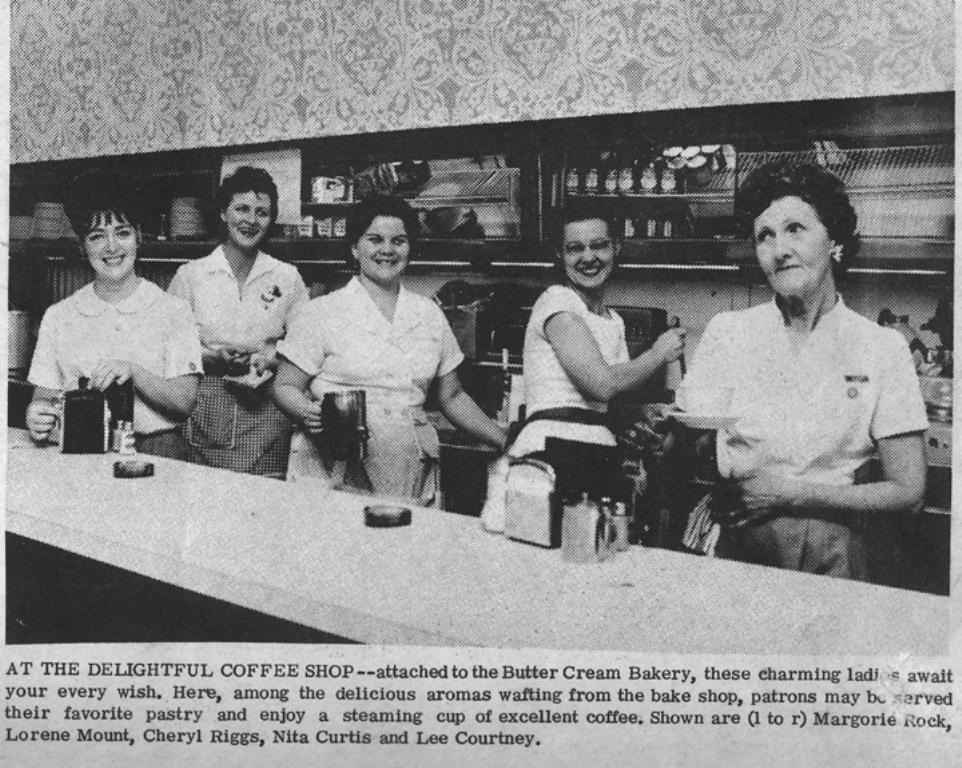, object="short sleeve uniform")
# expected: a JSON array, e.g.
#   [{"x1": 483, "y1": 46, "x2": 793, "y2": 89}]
[
  {"x1": 510, "y1": 285, "x2": 629, "y2": 457},
  {"x1": 167, "y1": 246, "x2": 308, "y2": 476},
  {"x1": 29, "y1": 279, "x2": 202, "y2": 436},
  {"x1": 278, "y1": 277, "x2": 463, "y2": 501},
  {"x1": 683, "y1": 298, "x2": 928, "y2": 578}
]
